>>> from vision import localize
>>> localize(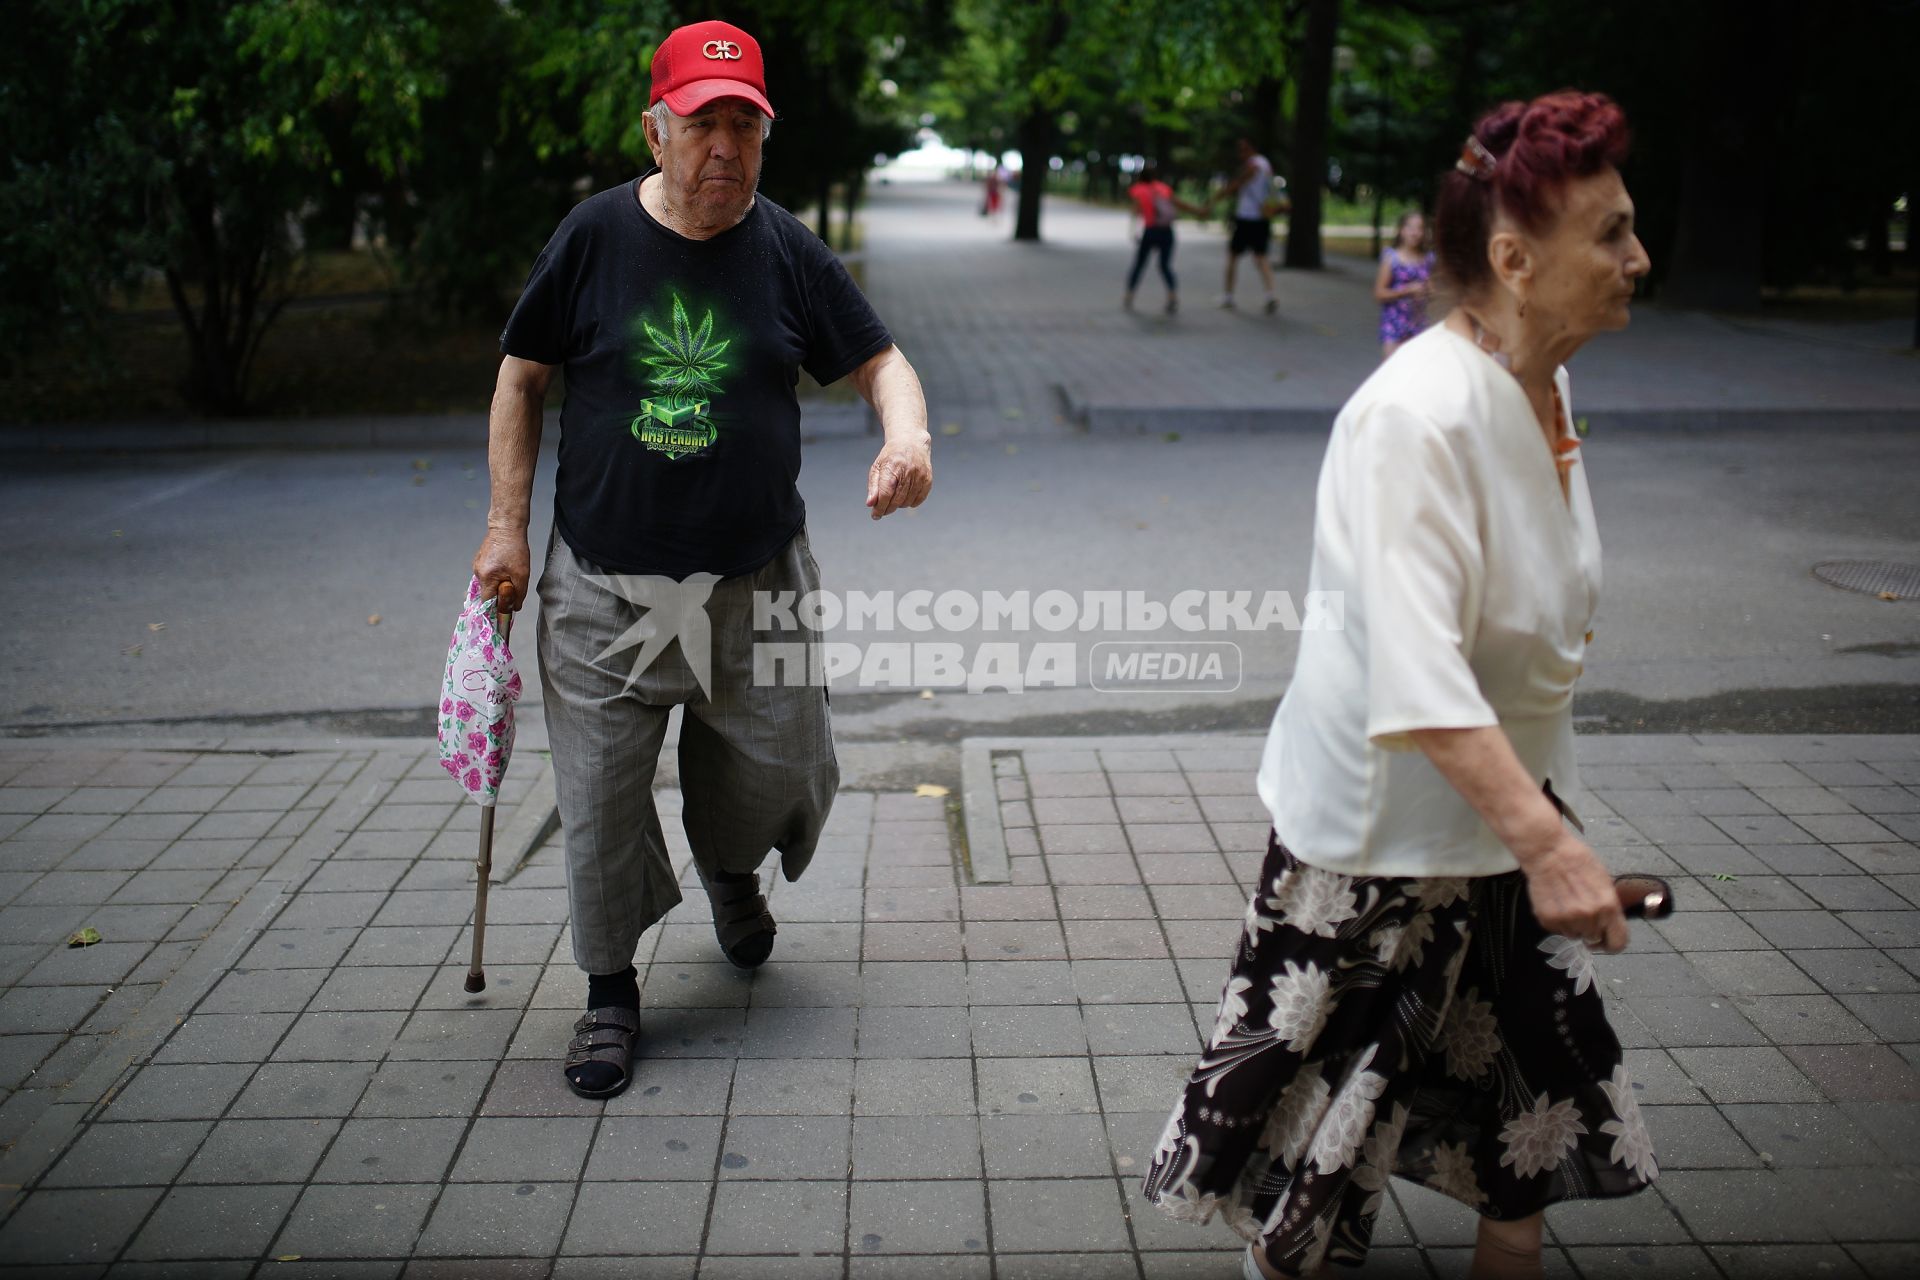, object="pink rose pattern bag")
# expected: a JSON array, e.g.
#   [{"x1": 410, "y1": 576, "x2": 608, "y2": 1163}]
[{"x1": 437, "y1": 577, "x2": 524, "y2": 806}]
